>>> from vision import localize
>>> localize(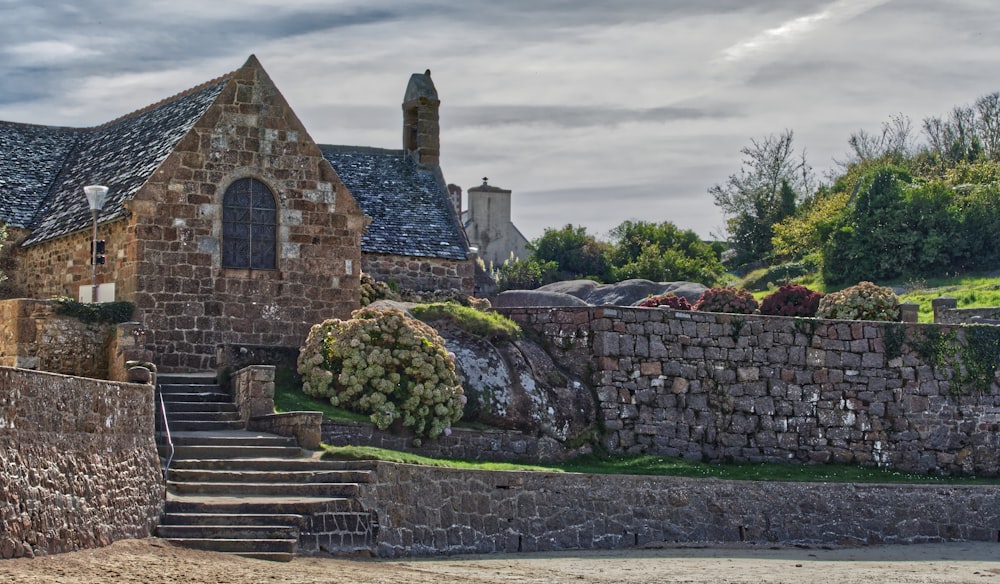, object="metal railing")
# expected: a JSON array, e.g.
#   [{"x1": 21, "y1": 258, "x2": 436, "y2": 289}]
[{"x1": 157, "y1": 387, "x2": 175, "y2": 482}]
